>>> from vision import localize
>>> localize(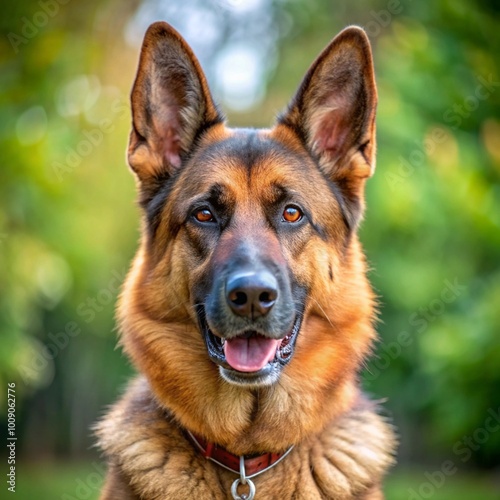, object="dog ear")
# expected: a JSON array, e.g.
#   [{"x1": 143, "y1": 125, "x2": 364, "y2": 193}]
[
  {"x1": 279, "y1": 26, "x2": 377, "y2": 217},
  {"x1": 128, "y1": 22, "x2": 224, "y2": 188}
]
